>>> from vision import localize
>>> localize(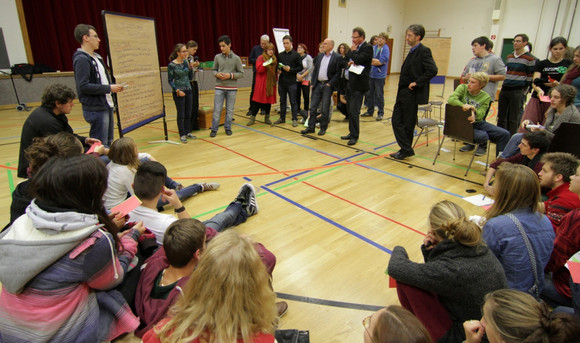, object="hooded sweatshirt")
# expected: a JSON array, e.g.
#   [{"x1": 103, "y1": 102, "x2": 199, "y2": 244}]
[{"x1": 0, "y1": 200, "x2": 140, "y2": 342}]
